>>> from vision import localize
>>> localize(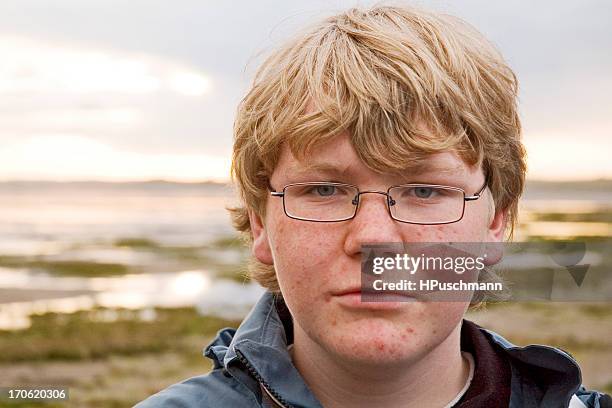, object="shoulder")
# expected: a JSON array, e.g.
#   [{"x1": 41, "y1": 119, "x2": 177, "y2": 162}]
[
  {"x1": 134, "y1": 368, "x2": 259, "y2": 408},
  {"x1": 478, "y1": 324, "x2": 611, "y2": 408}
]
